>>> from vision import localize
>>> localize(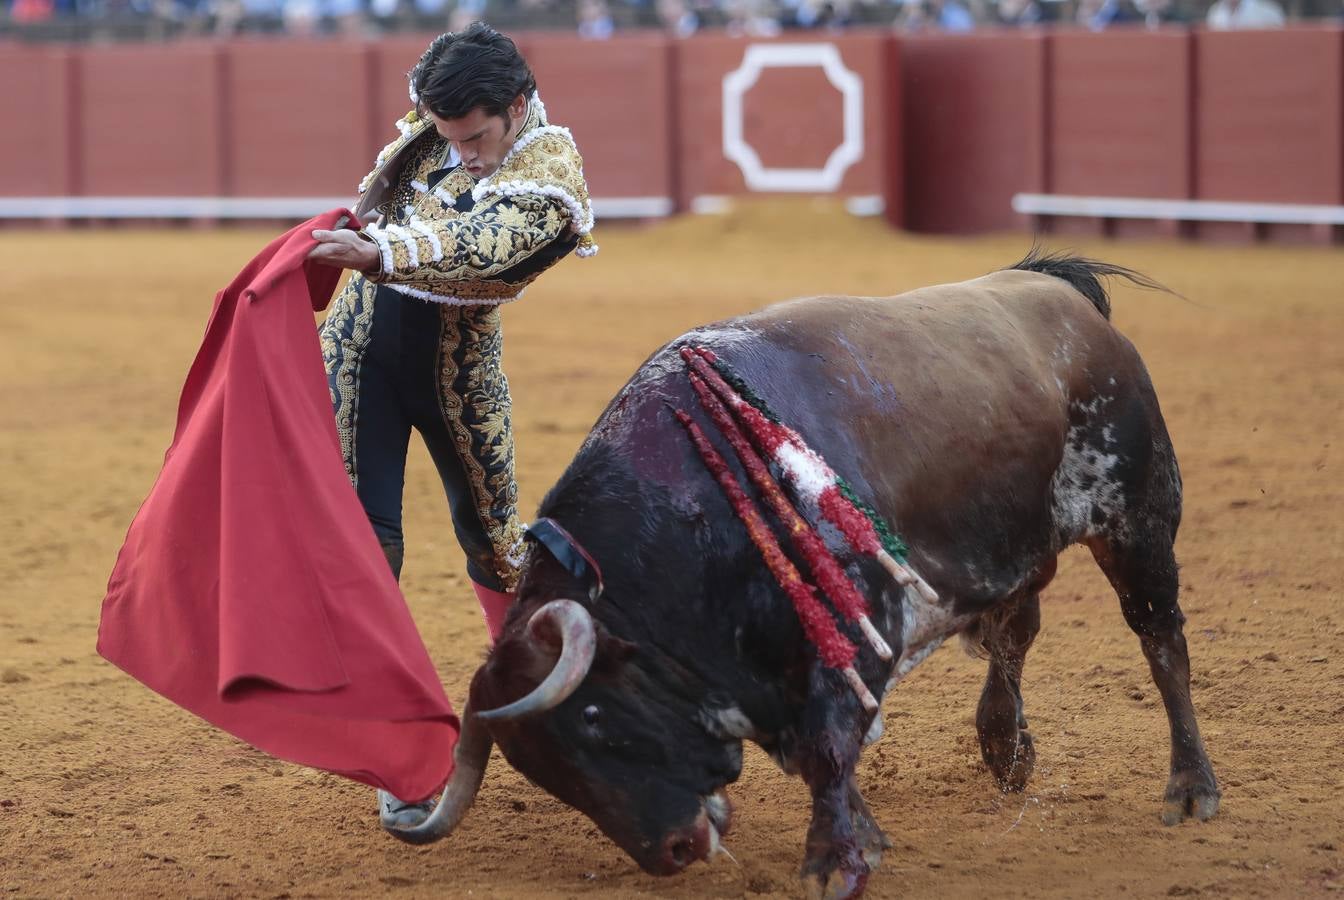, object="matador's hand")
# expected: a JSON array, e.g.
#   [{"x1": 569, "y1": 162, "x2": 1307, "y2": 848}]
[{"x1": 308, "y1": 229, "x2": 381, "y2": 273}]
